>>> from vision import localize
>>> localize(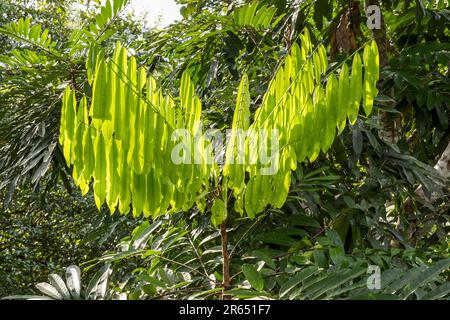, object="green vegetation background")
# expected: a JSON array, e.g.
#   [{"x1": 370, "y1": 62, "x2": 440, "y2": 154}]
[{"x1": 0, "y1": 0, "x2": 448, "y2": 300}]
